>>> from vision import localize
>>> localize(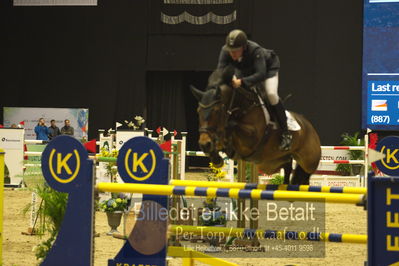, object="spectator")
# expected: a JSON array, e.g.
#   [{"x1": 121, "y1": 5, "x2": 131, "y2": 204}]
[
  {"x1": 61, "y1": 119, "x2": 74, "y2": 136},
  {"x1": 48, "y1": 119, "x2": 61, "y2": 140},
  {"x1": 34, "y1": 118, "x2": 49, "y2": 141},
  {"x1": 10, "y1": 124, "x2": 17, "y2": 128}
]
